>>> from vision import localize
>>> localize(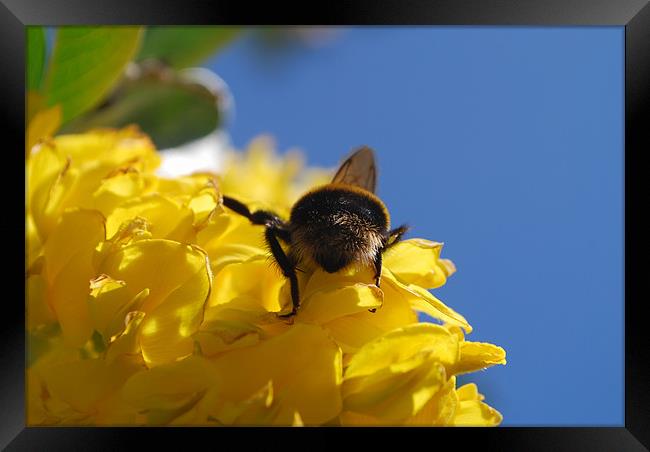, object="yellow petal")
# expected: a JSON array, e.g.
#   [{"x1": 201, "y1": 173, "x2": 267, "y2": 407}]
[
  {"x1": 344, "y1": 323, "x2": 459, "y2": 380},
  {"x1": 105, "y1": 194, "x2": 195, "y2": 243},
  {"x1": 321, "y1": 315, "x2": 384, "y2": 354},
  {"x1": 292, "y1": 411, "x2": 305, "y2": 426},
  {"x1": 297, "y1": 283, "x2": 383, "y2": 324},
  {"x1": 343, "y1": 355, "x2": 446, "y2": 422},
  {"x1": 27, "y1": 139, "x2": 65, "y2": 208},
  {"x1": 439, "y1": 258, "x2": 456, "y2": 276},
  {"x1": 26, "y1": 214, "x2": 43, "y2": 269},
  {"x1": 88, "y1": 273, "x2": 150, "y2": 342},
  {"x1": 38, "y1": 355, "x2": 142, "y2": 415},
  {"x1": 99, "y1": 216, "x2": 152, "y2": 250},
  {"x1": 452, "y1": 384, "x2": 503, "y2": 426},
  {"x1": 26, "y1": 273, "x2": 56, "y2": 330},
  {"x1": 187, "y1": 191, "x2": 220, "y2": 228},
  {"x1": 156, "y1": 174, "x2": 220, "y2": 228},
  {"x1": 384, "y1": 239, "x2": 455, "y2": 289},
  {"x1": 121, "y1": 355, "x2": 220, "y2": 423},
  {"x1": 456, "y1": 382, "x2": 481, "y2": 401},
  {"x1": 92, "y1": 170, "x2": 149, "y2": 216},
  {"x1": 449, "y1": 341, "x2": 507, "y2": 376},
  {"x1": 209, "y1": 256, "x2": 285, "y2": 313},
  {"x1": 197, "y1": 213, "x2": 267, "y2": 273},
  {"x1": 27, "y1": 368, "x2": 49, "y2": 425},
  {"x1": 200, "y1": 381, "x2": 295, "y2": 426},
  {"x1": 27, "y1": 141, "x2": 77, "y2": 241},
  {"x1": 210, "y1": 323, "x2": 342, "y2": 425},
  {"x1": 29, "y1": 334, "x2": 80, "y2": 372},
  {"x1": 105, "y1": 311, "x2": 147, "y2": 363},
  {"x1": 29, "y1": 337, "x2": 82, "y2": 423},
  {"x1": 322, "y1": 278, "x2": 419, "y2": 353},
  {"x1": 202, "y1": 303, "x2": 286, "y2": 327},
  {"x1": 155, "y1": 173, "x2": 215, "y2": 194},
  {"x1": 26, "y1": 104, "x2": 61, "y2": 154},
  {"x1": 43, "y1": 208, "x2": 105, "y2": 280},
  {"x1": 97, "y1": 240, "x2": 212, "y2": 367},
  {"x1": 88, "y1": 275, "x2": 126, "y2": 332},
  {"x1": 53, "y1": 126, "x2": 160, "y2": 172},
  {"x1": 28, "y1": 128, "x2": 160, "y2": 223},
  {"x1": 30, "y1": 129, "x2": 158, "y2": 223},
  {"x1": 93, "y1": 389, "x2": 142, "y2": 426},
  {"x1": 194, "y1": 318, "x2": 263, "y2": 357},
  {"x1": 43, "y1": 209, "x2": 106, "y2": 347},
  {"x1": 404, "y1": 376, "x2": 458, "y2": 425},
  {"x1": 28, "y1": 363, "x2": 94, "y2": 425},
  {"x1": 383, "y1": 269, "x2": 472, "y2": 333},
  {"x1": 219, "y1": 137, "x2": 308, "y2": 211},
  {"x1": 302, "y1": 265, "x2": 376, "y2": 298},
  {"x1": 138, "y1": 250, "x2": 211, "y2": 366},
  {"x1": 370, "y1": 273, "x2": 427, "y2": 329},
  {"x1": 340, "y1": 324, "x2": 462, "y2": 422}
]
